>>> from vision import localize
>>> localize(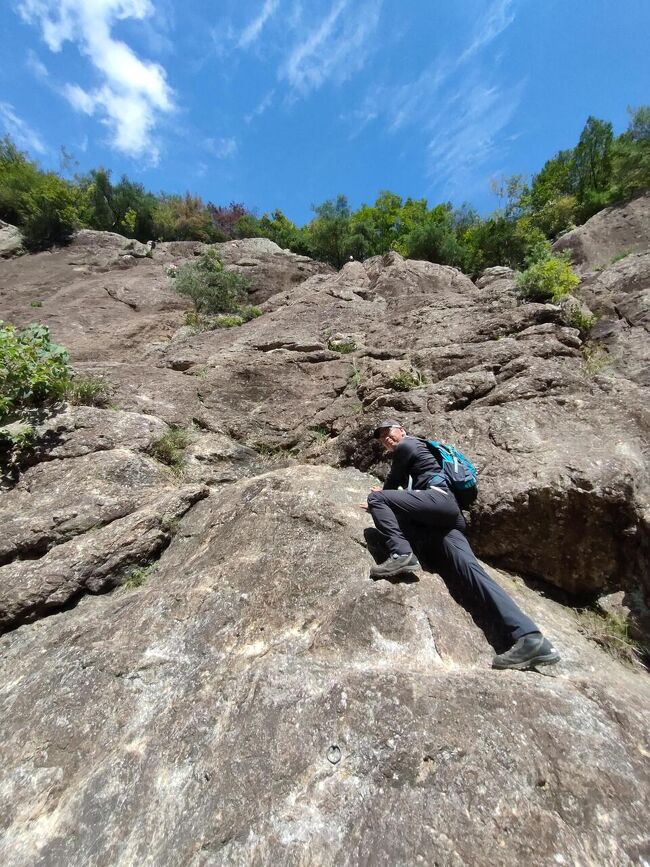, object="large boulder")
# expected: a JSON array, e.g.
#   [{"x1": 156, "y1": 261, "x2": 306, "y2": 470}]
[
  {"x1": 0, "y1": 467, "x2": 648, "y2": 866},
  {"x1": 0, "y1": 221, "x2": 23, "y2": 258}
]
